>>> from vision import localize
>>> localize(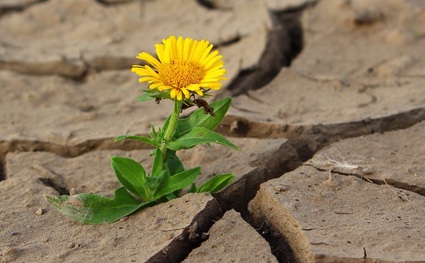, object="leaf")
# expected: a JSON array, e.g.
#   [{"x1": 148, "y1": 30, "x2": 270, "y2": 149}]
[
  {"x1": 137, "y1": 92, "x2": 156, "y2": 102},
  {"x1": 175, "y1": 97, "x2": 231, "y2": 137},
  {"x1": 165, "y1": 150, "x2": 185, "y2": 176},
  {"x1": 137, "y1": 90, "x2": 171, "y2": 102},
  {"x1": 197, "y1": 173, "x2": 234, "y2": 193},
  {"x1": 161, "y1": 115, "x2": 172, "y2": 138},
  {"x1": 46, "y1": 187, "x2": 152, "y2": 224},
  {"x1": 111, "y1": 156, "x2": 149, "y2": 200},
  {"x1": 151, "y1": 148, "x2": 164, "y2": 176},
  {"x1": 154, "y1": 167, "x2": 201, "y2": 199},
  {"x1": 188, "y1": 183, "x2": 197, "y2": 193},
  {"x1": 114, "y1": 135, "x2": 158, "y2": 147},
  {"x1": 166, "y1": 127, "x2": 239, "y2": 151}
]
